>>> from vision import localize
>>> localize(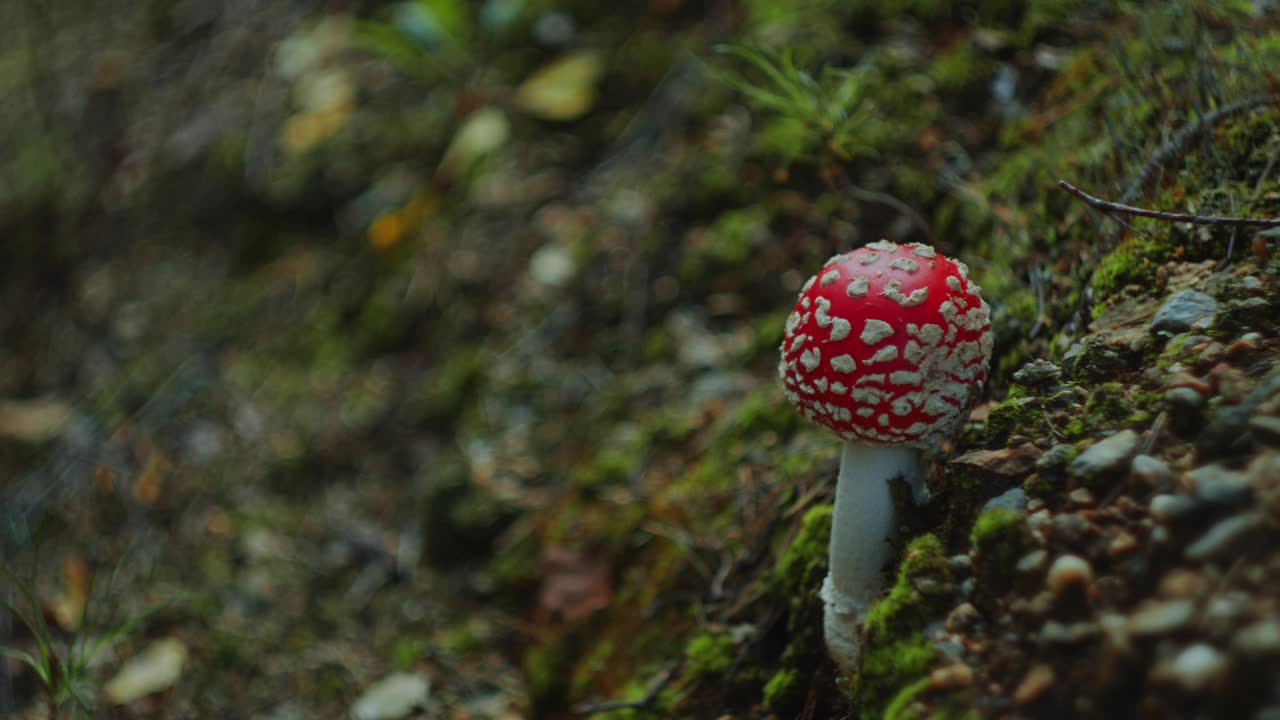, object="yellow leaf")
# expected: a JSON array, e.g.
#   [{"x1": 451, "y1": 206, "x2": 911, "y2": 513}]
[{"x1": 515, "y1": 51, "x2": 605, "y2": 121}]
